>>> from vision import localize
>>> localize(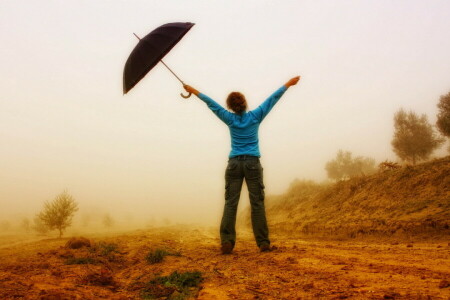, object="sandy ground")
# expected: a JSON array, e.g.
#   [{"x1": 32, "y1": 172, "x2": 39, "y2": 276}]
[{"x1": 0, "y1": 226, "x2": 449, "y2": 299}]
